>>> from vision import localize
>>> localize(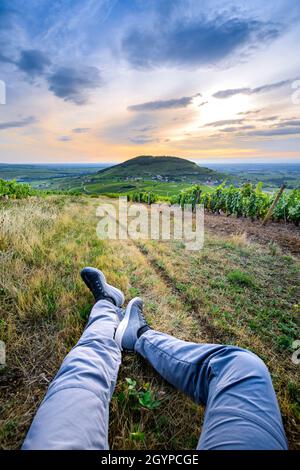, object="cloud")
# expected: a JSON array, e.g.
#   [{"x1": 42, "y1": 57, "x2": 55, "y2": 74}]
[
  {"x1": 129, "y1": 135, "x2": 157, "y2": 144},
  {"x1": 253, "y1": 80, "x2": 293, "y2": 94},
  {"x1": 204, "y1": 118, "x2": 245, "y2": 127},
  {"x1": 0, "y1": 53, "x2": 14, "y2": 64},
  {"x1": 133, "y1": 125, "x2": 157, "y2": 132},
  {"x1": 58, "y1": 136, "x2": 72, "y2": 141},
  {"x1": 277, "y1": 119, "x2": 300, "y2": 127},
  {"x1": 128, "y1": 93, "x2": 201, "y2": 112},
  {"x1": 122, "y1": 16, "x2": 279, "y2": 69},
  {"x1": 100, "y1": 112, "x2": 161, "y2": 145},
  {"x1": 221, "y1": 125, "x2": 256, "y2": 132},
  {"x1": 248, "y1": 127, "x2": 300, "y2": 136},
  {"x1": 256, "y1": 115, "x2": 279, "y2": 122},
  {"x1": 0, "y1": 3, "x2": 17, "y2": 30},
  {"x1": 214, "y1": 87, "x2": 251, "y2": 99},
  {"x1": 17, "y1": 49, "x2": 51, "y2": 77},
  {"x1": 213, "y1": 79, "x2": 292, "y2": 99},
  {"x1": 0, "y1": 116, "x2": 36, "y2": 130},
  {"x1": 198, "y1": 101, "x2": 208, "y2": 107},
  {"x1": 47, "y1": 66, "x2": 102, "y2": 105},
  {"x1": 238, "y1": 109, "x2": 263, "y2": 115},
  {"x1": 0, "y1": 48, "x2": 51, "y2": 80},
  {"x1": 72, "y1": 127, "x2": 90, "y2": 133}
]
